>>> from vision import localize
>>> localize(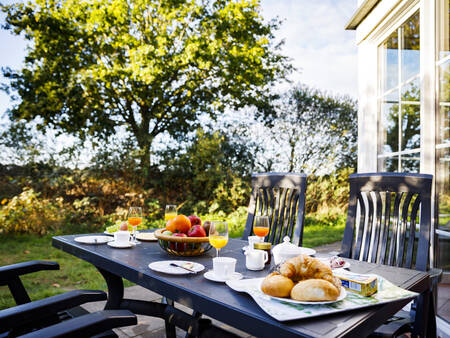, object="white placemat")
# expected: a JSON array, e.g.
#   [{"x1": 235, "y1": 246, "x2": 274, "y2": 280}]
[{"x1": 226, "y1": 272, "x2": 418, "y2": 321}]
